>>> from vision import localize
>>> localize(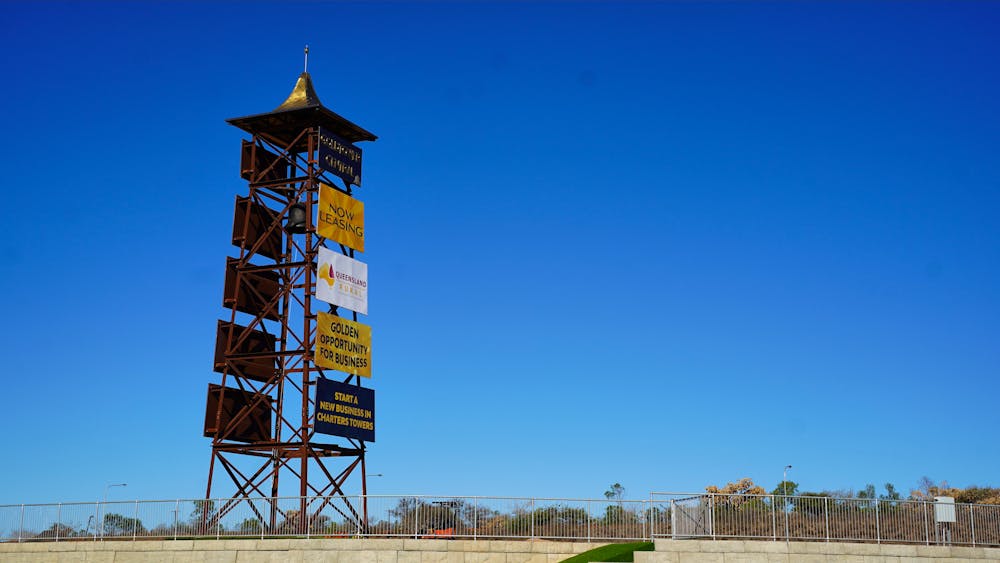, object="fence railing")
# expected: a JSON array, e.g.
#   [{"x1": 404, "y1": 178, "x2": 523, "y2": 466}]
[
  {"x1": 650, "y1": 492, "x2": 1000, "y2": 547},
  {"x1": 1, "y1": 493, "x2": 997, "y2": 547}
]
